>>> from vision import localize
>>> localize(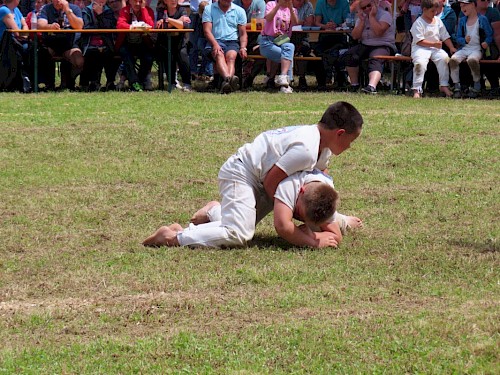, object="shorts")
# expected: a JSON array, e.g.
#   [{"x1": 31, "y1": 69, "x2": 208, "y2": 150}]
[{"x1": 204, "y1": 39, "x2": 240, "y2": 61}]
